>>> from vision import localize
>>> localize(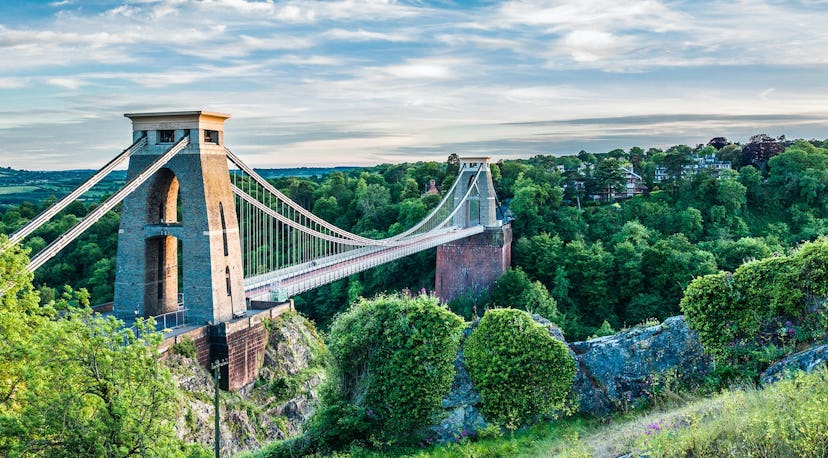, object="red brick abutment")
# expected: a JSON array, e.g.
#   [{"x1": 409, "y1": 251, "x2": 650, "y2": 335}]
[
  {"x1": 435, "y1": 223, "x2": 512, "y2": 303},
  {"x1": 158, "y1": 300, "x2": 292, "y2": 391}
]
